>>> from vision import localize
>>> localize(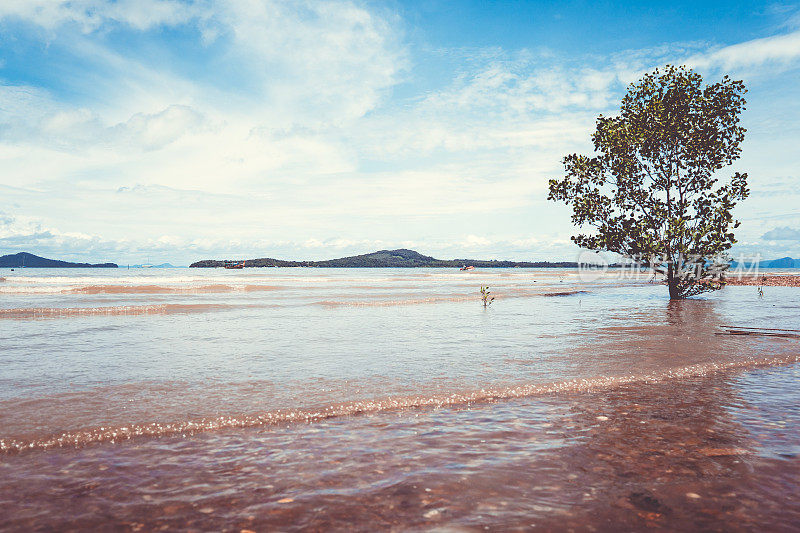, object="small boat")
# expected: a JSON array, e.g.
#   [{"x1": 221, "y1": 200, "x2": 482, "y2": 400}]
[
  {"x1": 460, "y1": 265, "x2": 475, "y2": 271},
  {"x1": 224, "y1": 261, "x2": 245, "y2": 269}
]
